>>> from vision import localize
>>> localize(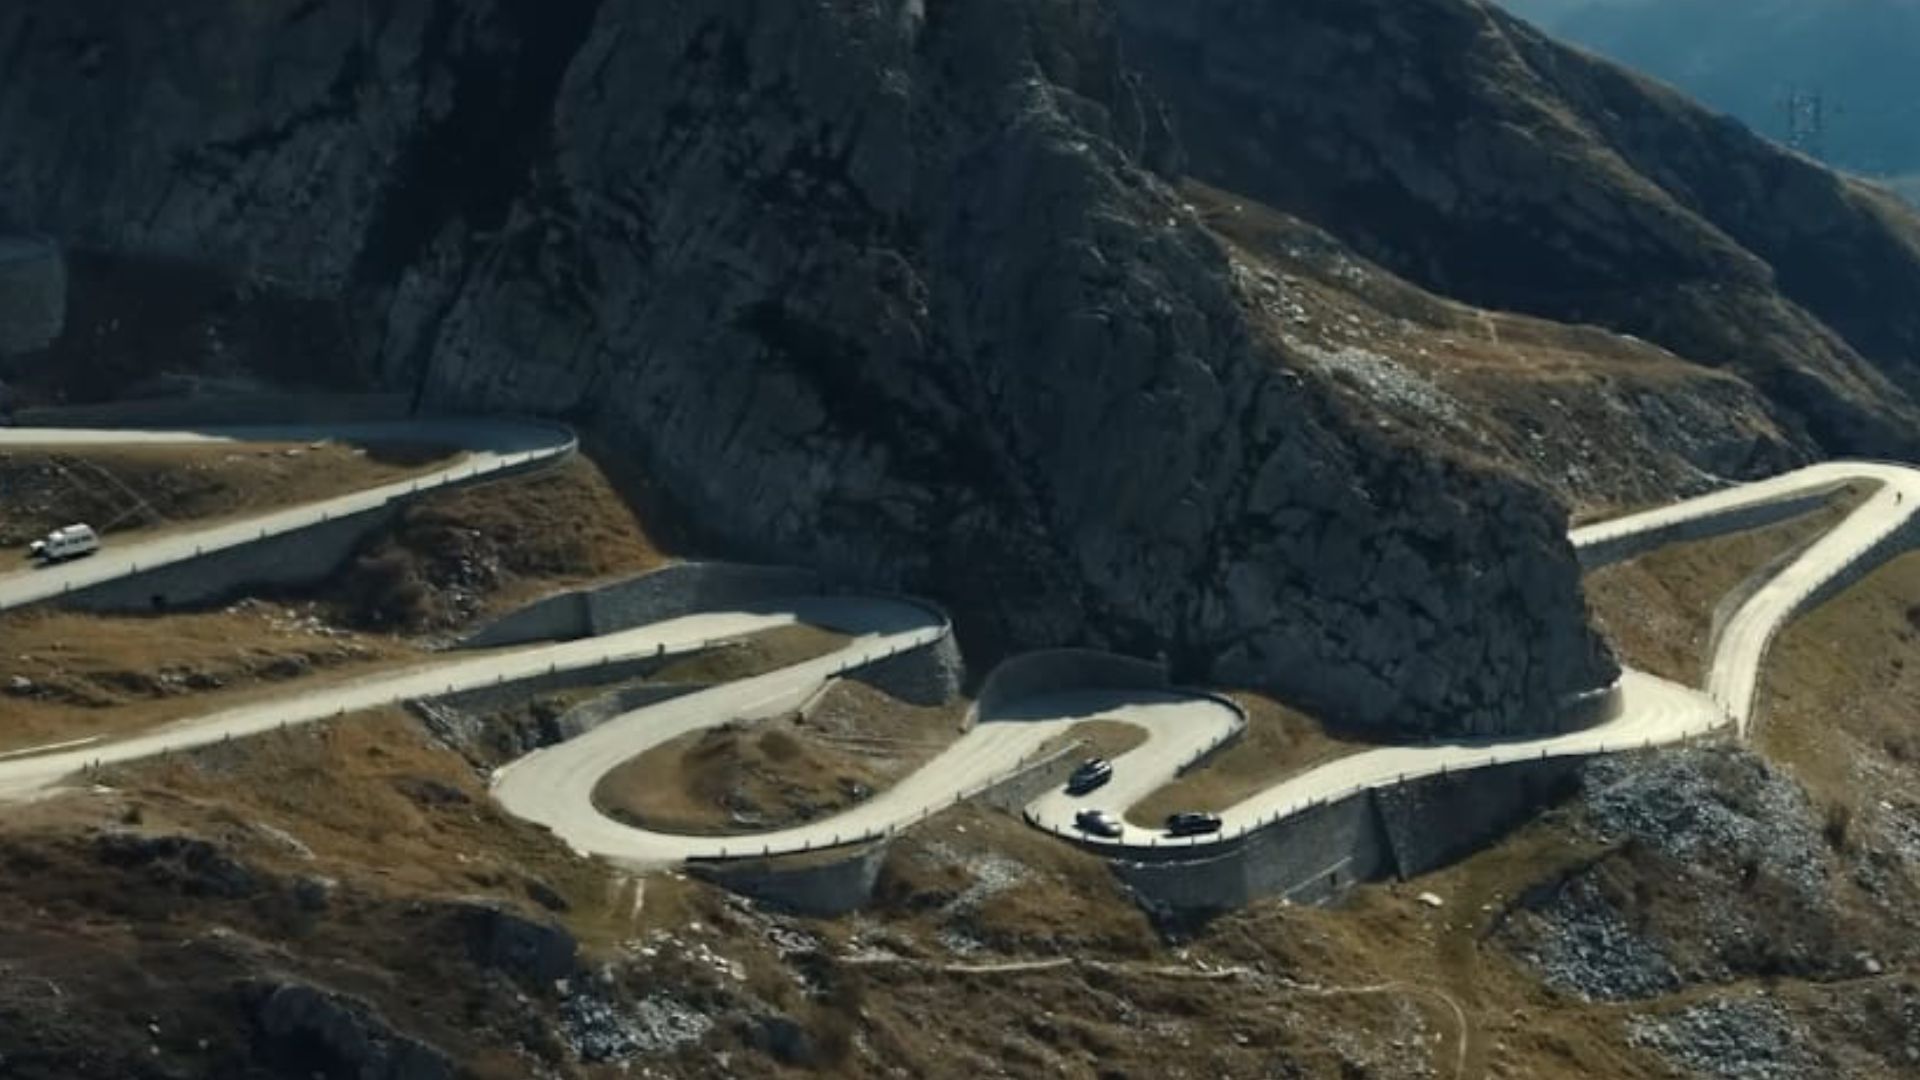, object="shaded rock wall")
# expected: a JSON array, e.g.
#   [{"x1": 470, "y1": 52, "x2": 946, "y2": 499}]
[{"x1": 0, "y1": 235, "x2": 65, "y2": 355}]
